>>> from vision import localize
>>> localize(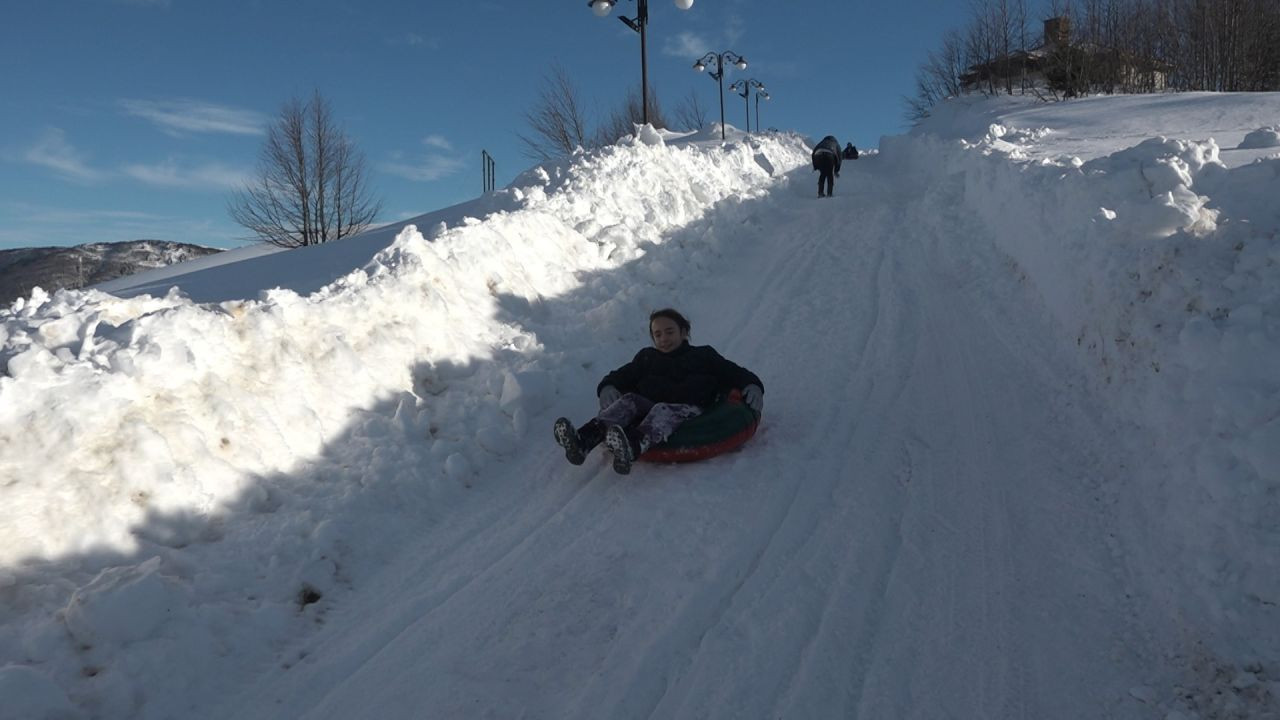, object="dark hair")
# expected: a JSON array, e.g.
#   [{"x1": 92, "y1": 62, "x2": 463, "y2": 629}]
[{"x1": 649, "y1": 308, "x2": 691, "y2": 334}]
